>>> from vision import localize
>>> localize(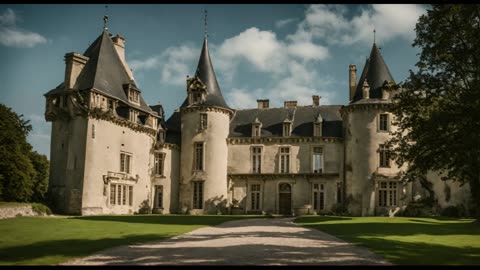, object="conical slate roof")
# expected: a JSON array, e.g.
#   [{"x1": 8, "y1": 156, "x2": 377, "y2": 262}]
[
  {"x1": 74, "y1": 29, "x2": 153, "y2": 113},
  {"x1": 180, "y1": 37, "x2": 231, "y2": 110},
  {"x1": 351, "y1": 43, "x2": 395, "y2": 103}
]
